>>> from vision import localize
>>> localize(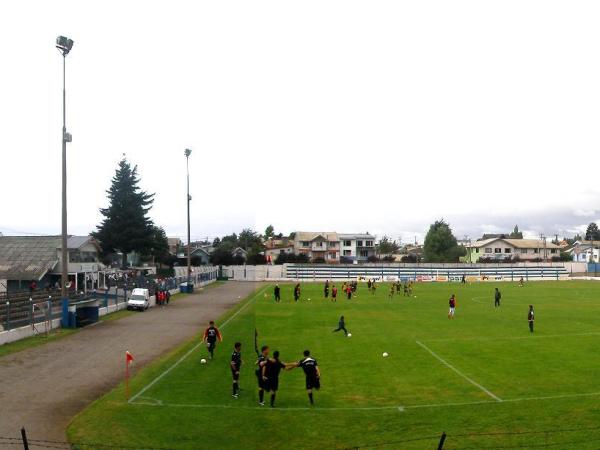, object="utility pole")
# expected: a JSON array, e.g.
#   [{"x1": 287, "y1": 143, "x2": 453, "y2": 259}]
[{"x1": 184, "y1": 149, "x2": 192, "y2": 285}]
